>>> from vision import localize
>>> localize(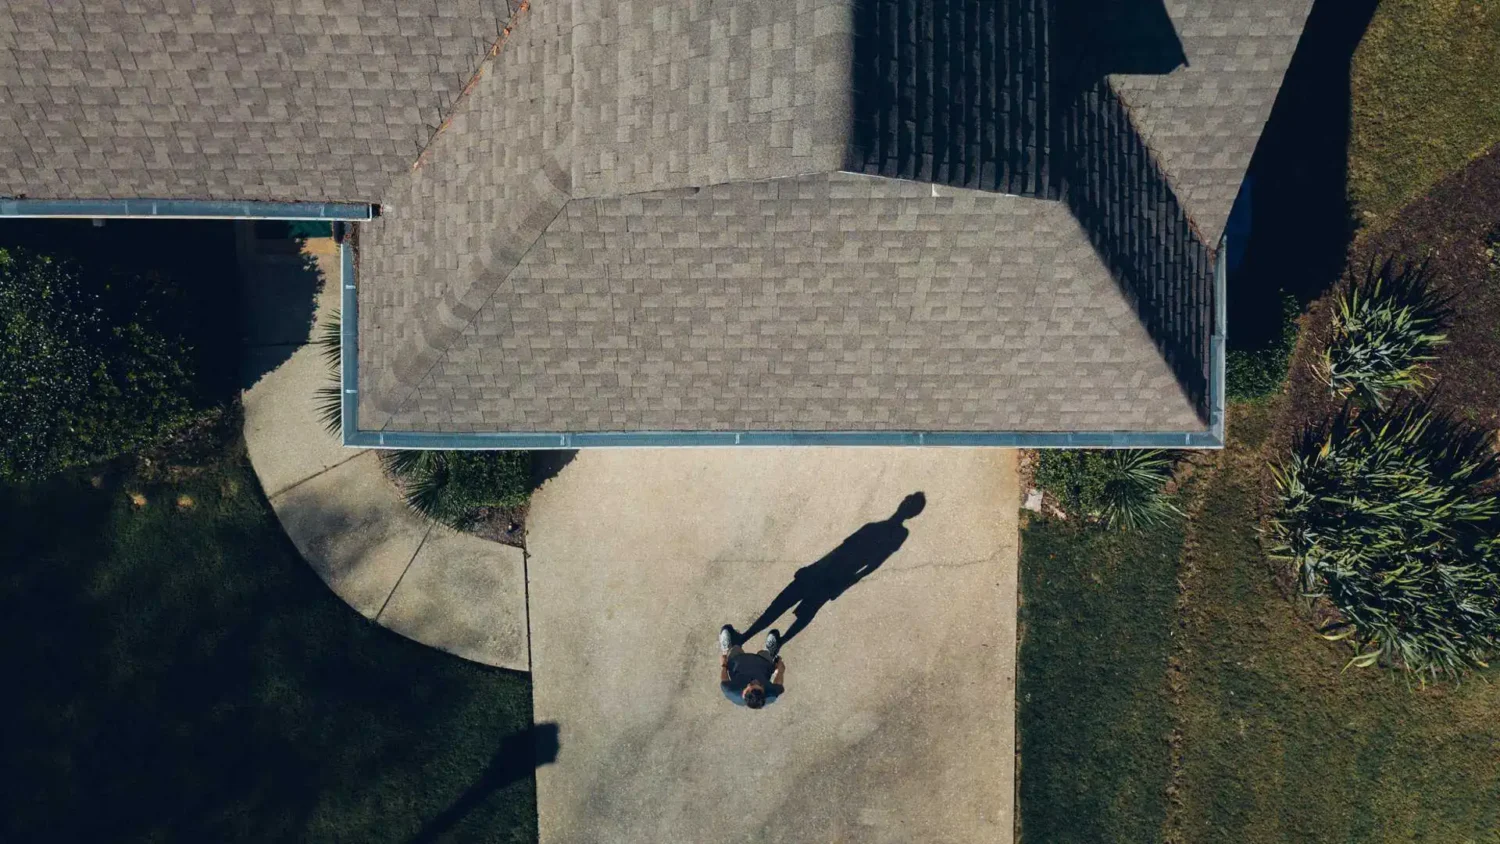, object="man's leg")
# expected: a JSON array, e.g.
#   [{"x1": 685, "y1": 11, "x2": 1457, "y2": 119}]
[{"x1": 742, "y1": 581, "x2": 803, "y2": 642}]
